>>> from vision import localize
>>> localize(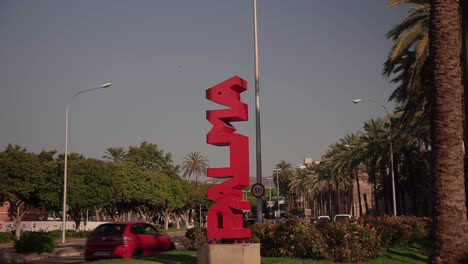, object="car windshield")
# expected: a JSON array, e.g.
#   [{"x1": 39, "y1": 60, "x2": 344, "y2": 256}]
[
  {"x1": 335, "y1": 216, "x2": 350, "y2": 221},
  {"x1": 91, "y1": 224, "x2": 127, "y2": 236}
]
